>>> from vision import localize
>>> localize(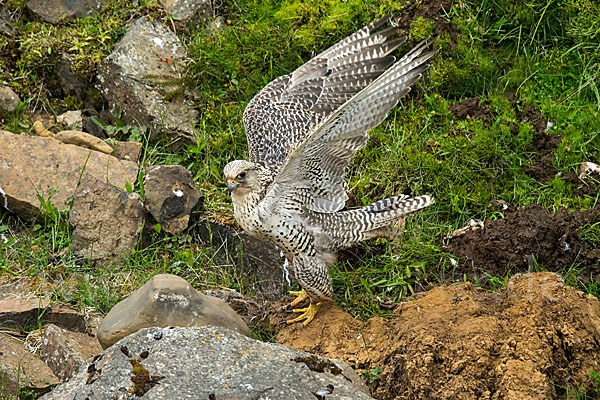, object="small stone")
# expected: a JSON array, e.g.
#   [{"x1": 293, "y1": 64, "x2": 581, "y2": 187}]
[
  {"x1": 96, "y1": 274, "x2": 250, "y2": 349},
  {"x1": 57, "y1": 110, "x2": 83, "y2": 130},
  {"x1": 0, "y1": 86, "x2": 20, "y2": 116},
  {"x1": 579, "y1": 161, "x2": 600, "y2": 180},
  {"x1": 111, "y1": 141, "x2": 142, "y2": 162},
  {"x1": 0, "y1": 7, "x2": 17, "y2": 36},
  {"x1": 40, "y1": 324, "x2": 102, "y2": 382},
  {"x1": 32, "y1": 120, "x2": 55, "y2": 137},
  {"x1": 207, "y1": 15, "x2": 225, "y2": 35},
  {"x1": 0, "y1": 278, "x2": 37, "y2": 301},
  {"x1": 0, "y1": 333, "x2": 60, "y2": 396},
  {"x1": 143, "y1": 165, "x2": 200, "y2": 235},
  {"x1": 70, "y1": 175, "x2": 146, "y2": 266},
  {"x1": 54, "y1": 130, "x2": 113, "y2": 154}
]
